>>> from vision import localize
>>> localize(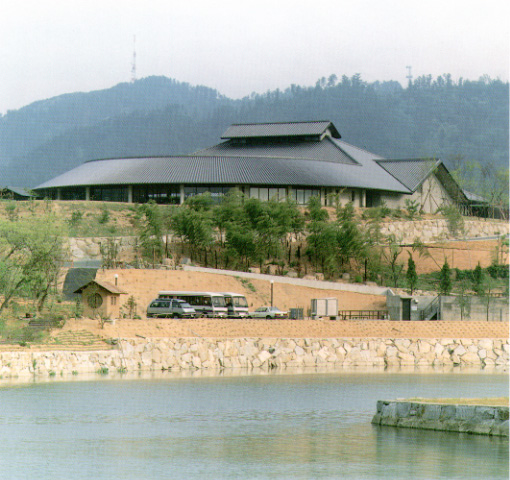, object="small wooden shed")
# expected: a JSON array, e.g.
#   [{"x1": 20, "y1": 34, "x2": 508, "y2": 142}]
[{"x1": 73, "y1": 280, "x2": 127, "y2": 319}]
